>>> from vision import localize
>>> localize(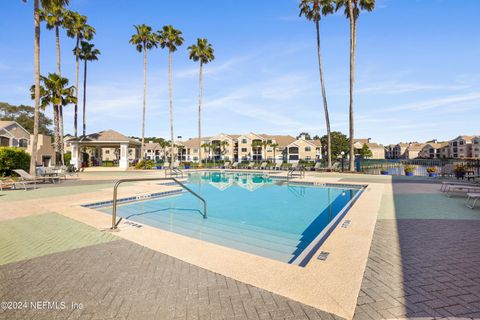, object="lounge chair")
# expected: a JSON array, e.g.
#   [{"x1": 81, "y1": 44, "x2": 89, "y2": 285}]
[
  {"x1": 274, "y1": 160, "x2": 283, "y2": 170},
  {"x1": 290, "y1": 161, "x2": 299, "y2": 170},
  {"x1": 0, "y1": 178, "x2": 16, "y2": 191},
  {"x1": 13, "y1": 169, "x2": 42, "y2": 190},
  {"x1": 231, "y1": 162, "x2": 239, "y2": 169},
  {"x1": 441, "y1": 181, "x2": 476, "y2": 192},
  {"x1": 247, "y1": 162, "x2": 255, "y2": 169},
  {"x1": 259, "y1": 162, "x2": 268, "y2": 170},
  {"x1": 223, "y1": 161, "x2": 231, "y2": 169},
  {"x1": 312, "y1": 162, "x2": 322, "y2": 171},
  {"x1": 465, "y1": 193, "x2": 480, "y2": 209},
  {"x1": 446, "y1": 184, "x2": 480, "y2": 197}
]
